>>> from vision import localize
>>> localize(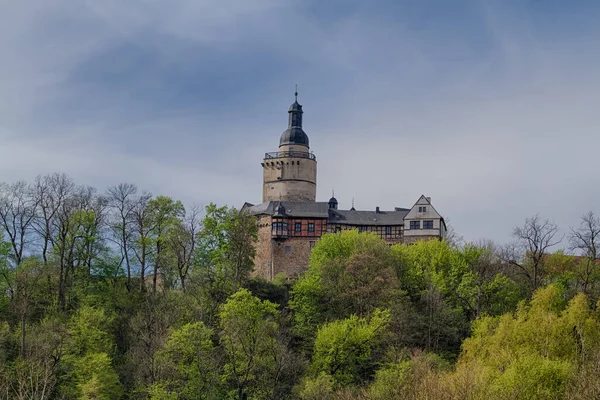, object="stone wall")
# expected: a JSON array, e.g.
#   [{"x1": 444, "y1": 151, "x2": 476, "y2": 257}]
[
  {"x1": 271, "y1": 237, "x2": 314, "y2": 278},
  {"x1": 252, "y1": 215, "x2": 274, "y2": 279},
  {"x1": 262, "y1": 156, "x2": 317, "y2": 202}
]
